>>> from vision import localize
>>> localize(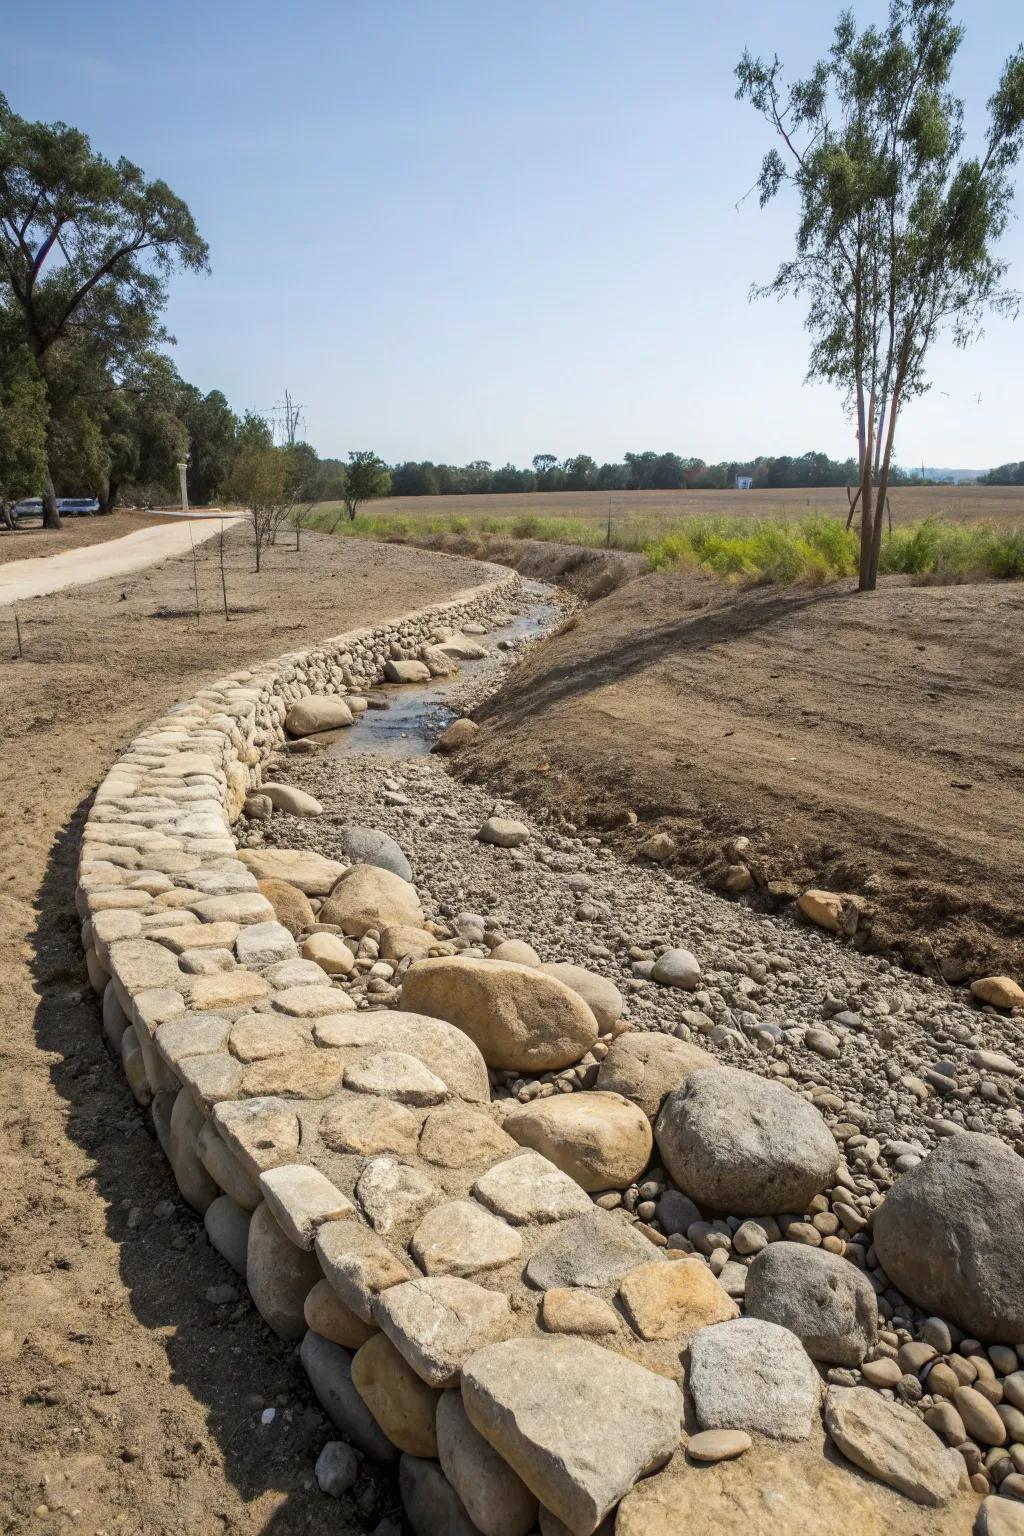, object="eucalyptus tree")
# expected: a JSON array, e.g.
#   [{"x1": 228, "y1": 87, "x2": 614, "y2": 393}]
[
  {"x1": 736, "y1": 2, "x2": 1024, "y2": 589},
  {"x1": 0, "y1": 92, "x2": 207, "y2": 525}
]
